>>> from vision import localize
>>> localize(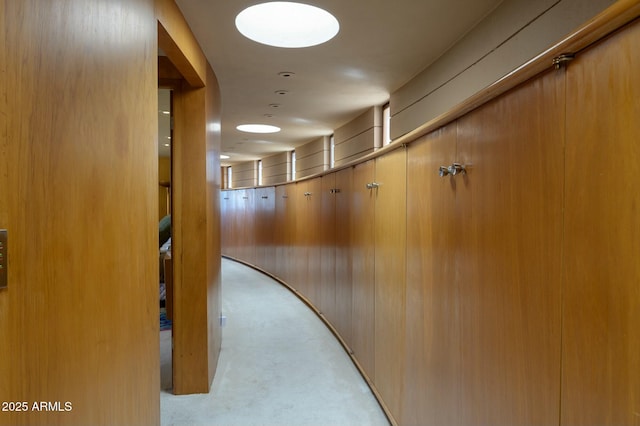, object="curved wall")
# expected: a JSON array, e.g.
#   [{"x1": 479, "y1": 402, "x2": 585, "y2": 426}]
[{"x1": 221, "y1": 3, "x2": 640, "y2": 425}]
